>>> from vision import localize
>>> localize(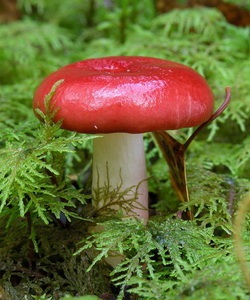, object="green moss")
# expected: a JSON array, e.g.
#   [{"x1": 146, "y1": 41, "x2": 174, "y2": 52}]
[
  {"x1": 0, "y1": 217, "x2": 112, "y2": 299},
  {"x1": 0, "y1": 1, "x2": 249, "y2": 299}
]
